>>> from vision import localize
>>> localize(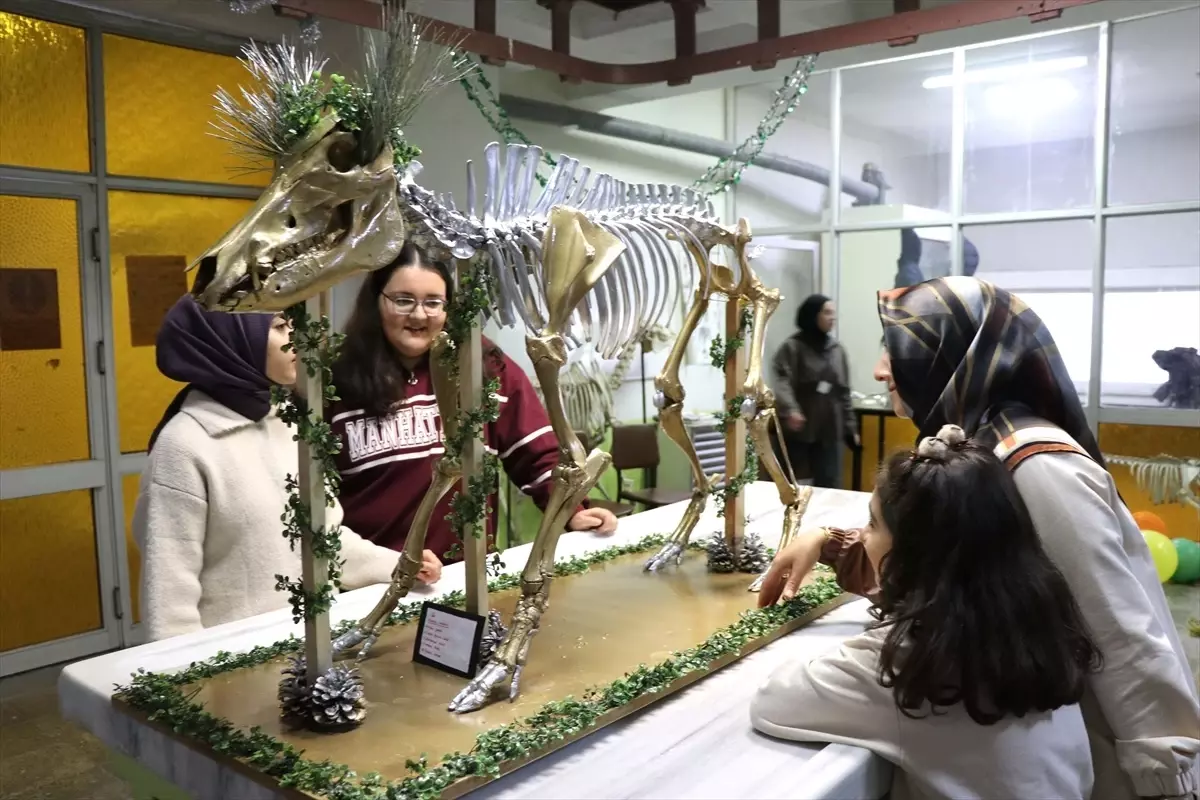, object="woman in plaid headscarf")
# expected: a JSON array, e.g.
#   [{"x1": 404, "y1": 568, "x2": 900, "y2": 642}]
[{"x1": 758, "y1": 277, "x2": 1198, "y2": 799}]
